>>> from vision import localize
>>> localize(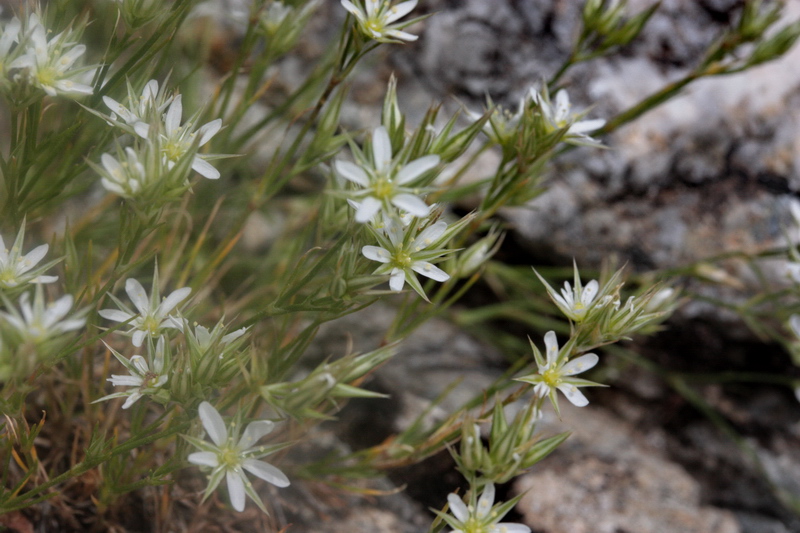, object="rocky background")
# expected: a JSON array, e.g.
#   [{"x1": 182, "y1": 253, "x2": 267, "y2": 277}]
[{"x1": 270, "y1": 1, "x2": 800, "y2": 532}]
